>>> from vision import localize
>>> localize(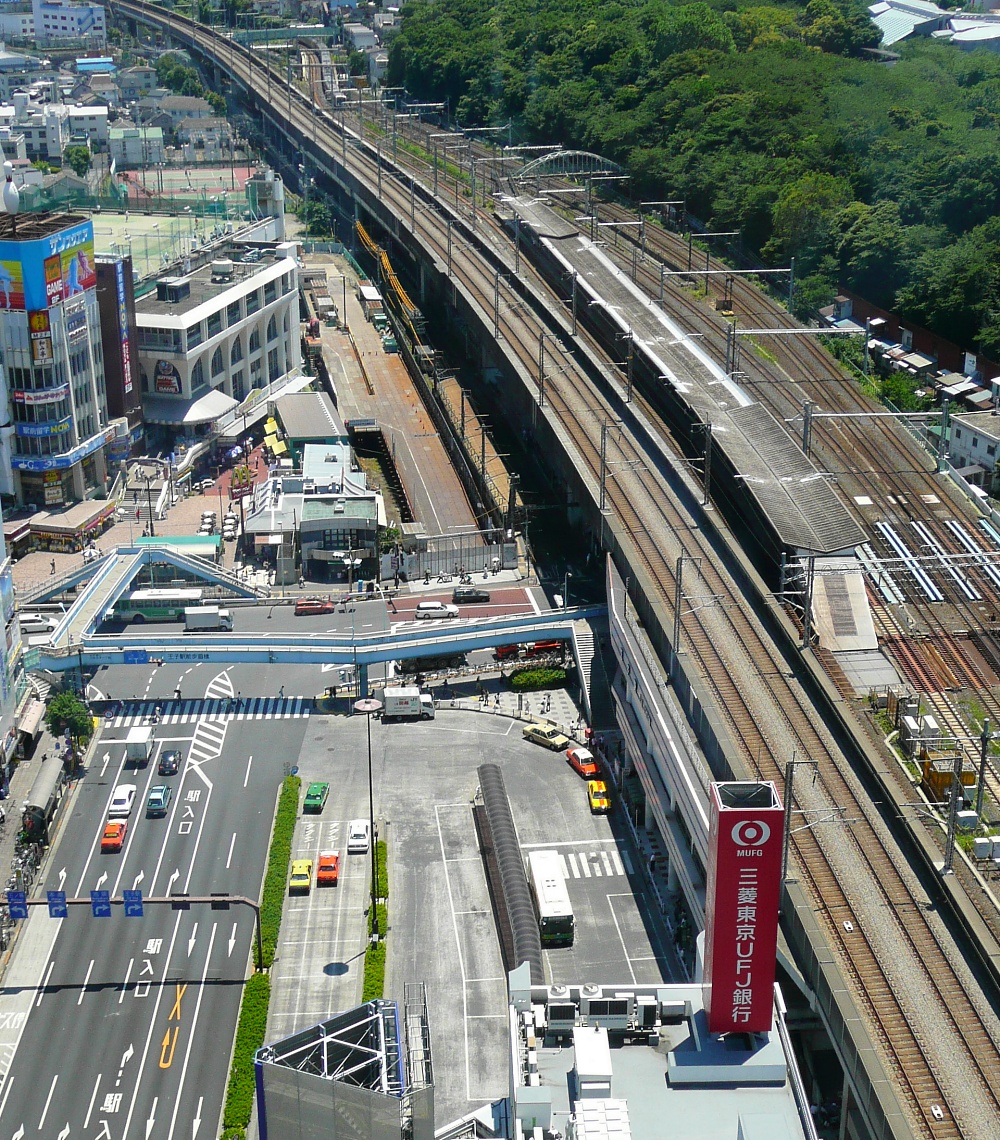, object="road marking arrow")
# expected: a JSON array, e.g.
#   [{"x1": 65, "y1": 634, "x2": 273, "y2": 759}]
[
  {"x1": 57, "y1": 1124, "x2": 69, "y2": 1140},
  {"x1": 145, "y1": 1097, "x2": 157, "y2": 1140},
  {"x1": 167, "y1": 869, "x2": 180, "y2": 894},
  {"x1": 101, "y1": 753, "x2": 110, "y2": 776},
  {"x1": 228, "y1": 923, "x2": 237, "y2": 956},
  {"x1": 120, "y1": 1044, "x2": 134, "y2": 1068},
  {"x1": 11, "y1": 1123, "x2": 23, "y2": 1140},
  {"x1": 95, "y1": 872, "x2": 108, "y2": 891},
  {"x1": 191, "y1": 1098, "x2": 203, "y2": 1140},
  {"x1": 58, "y1": 868, "x2": 66, "y2": 892},
  {"x1": 95, "y1": 1122, "x2": 110, "y2": 1140},
  {"x1": 187, "y1": 923, "x2": 198, "y2": 957},
  {"x1": 131, "y1": 871, "x2": 144, "y2": 891}
]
